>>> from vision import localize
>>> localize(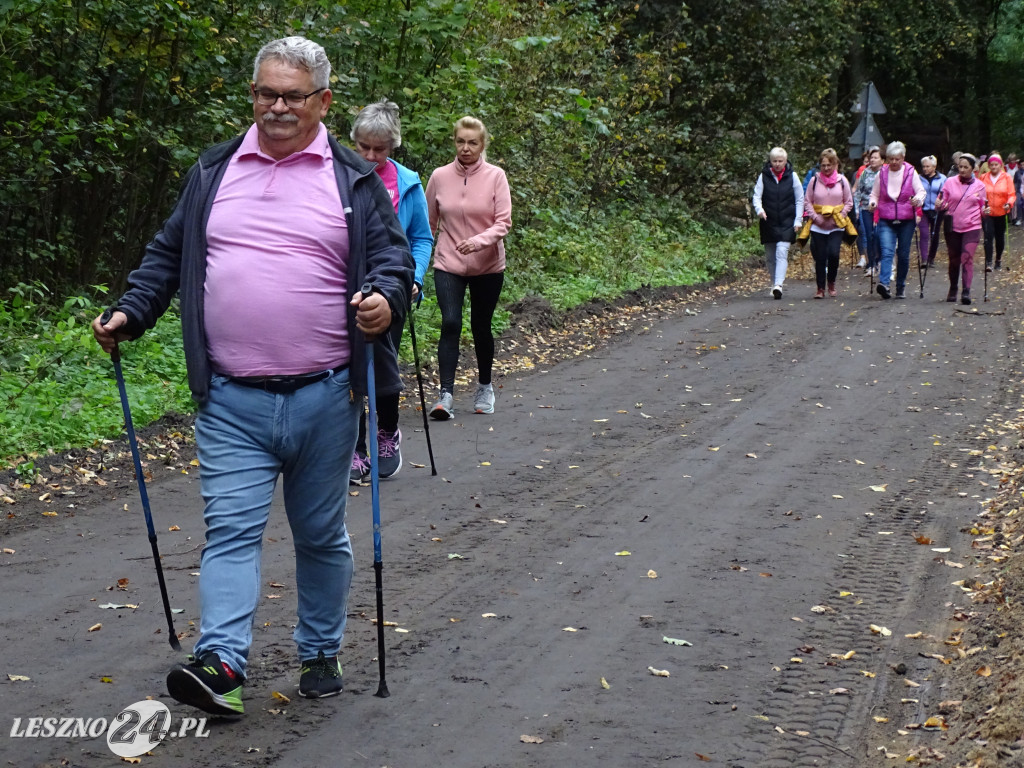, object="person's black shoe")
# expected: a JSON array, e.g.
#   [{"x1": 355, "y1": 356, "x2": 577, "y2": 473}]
[
  {"x1": 876, "y1": 283, "x2": 891, "y2": 299},
  {"x1": 995, "y1": 261, "x2": 1002, "y2": 270},
  {"x1": 377, "y1": 429, "x2": 402, "y2": 479},
  {"x1": 298, "y1": 651, "x2": 343, "y2": 698},
  {"x1": 167, "y1": 652, "x2": 245, "y2": 716},
  {"x1": 947, "y1": 289, "x2": 957, "y2": 302},
  {"x1": 961, "y1": 294, "x2": 972, "y2": 305},
  {"x1": 895, "y1": 287, "x2": 906, "y2": 300}
]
